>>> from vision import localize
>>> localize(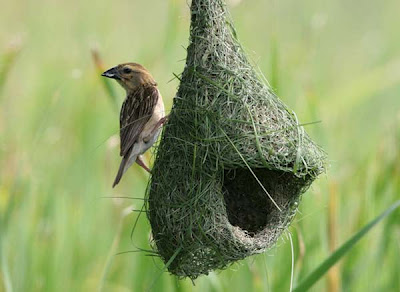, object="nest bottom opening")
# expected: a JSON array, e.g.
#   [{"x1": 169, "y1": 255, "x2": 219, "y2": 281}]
[{"x1": 223, "y1": 168, "x2": 307, "y2": 237}]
